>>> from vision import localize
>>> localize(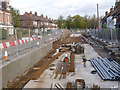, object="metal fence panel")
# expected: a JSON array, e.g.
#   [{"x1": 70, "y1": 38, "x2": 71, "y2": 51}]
[{"x1": 90, "y1": 28, "x2": 120, "y2": 44}]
